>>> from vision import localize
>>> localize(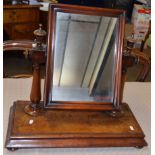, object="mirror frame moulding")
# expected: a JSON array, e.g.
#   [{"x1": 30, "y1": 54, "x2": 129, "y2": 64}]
[{"x1": 44, "y1": 4, "x2": 126, "y2": 110}]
